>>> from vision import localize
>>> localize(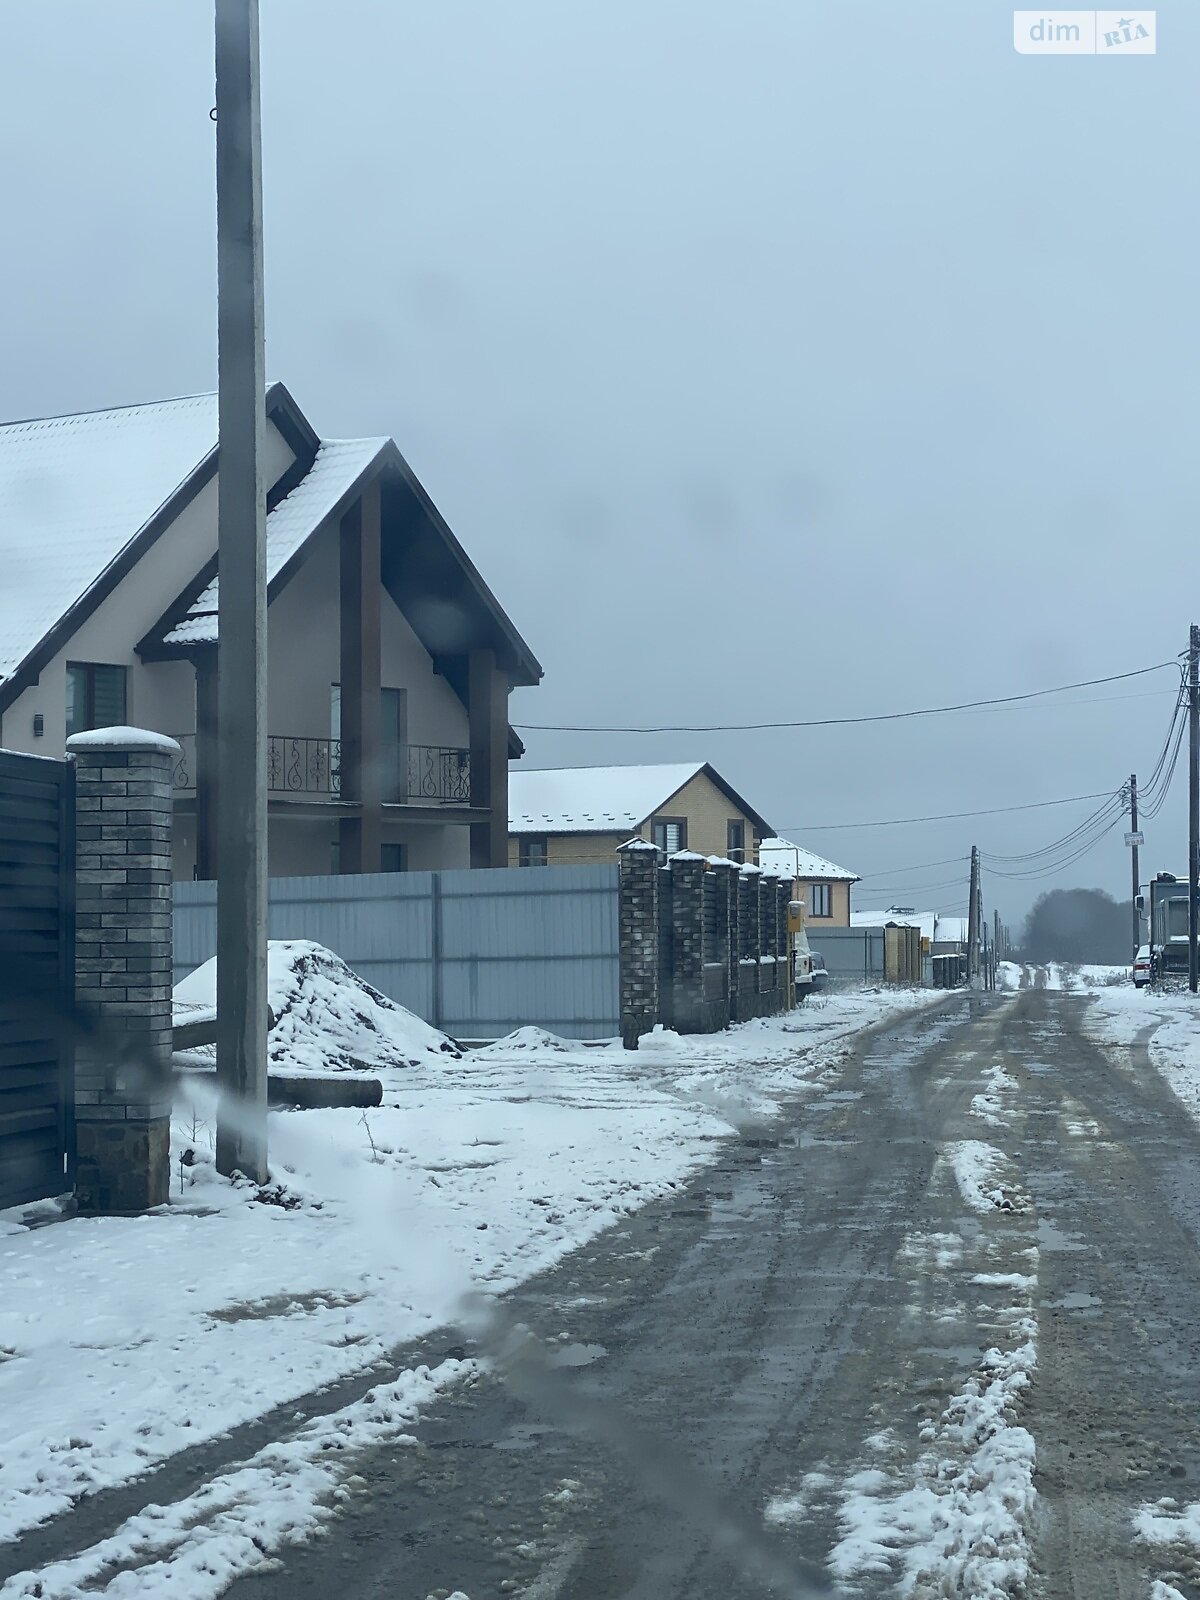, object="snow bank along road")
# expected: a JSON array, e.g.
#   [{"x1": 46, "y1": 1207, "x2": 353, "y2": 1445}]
[{"x1": 8, "y1": 987, "x2": 1200, "y2": 1598}]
